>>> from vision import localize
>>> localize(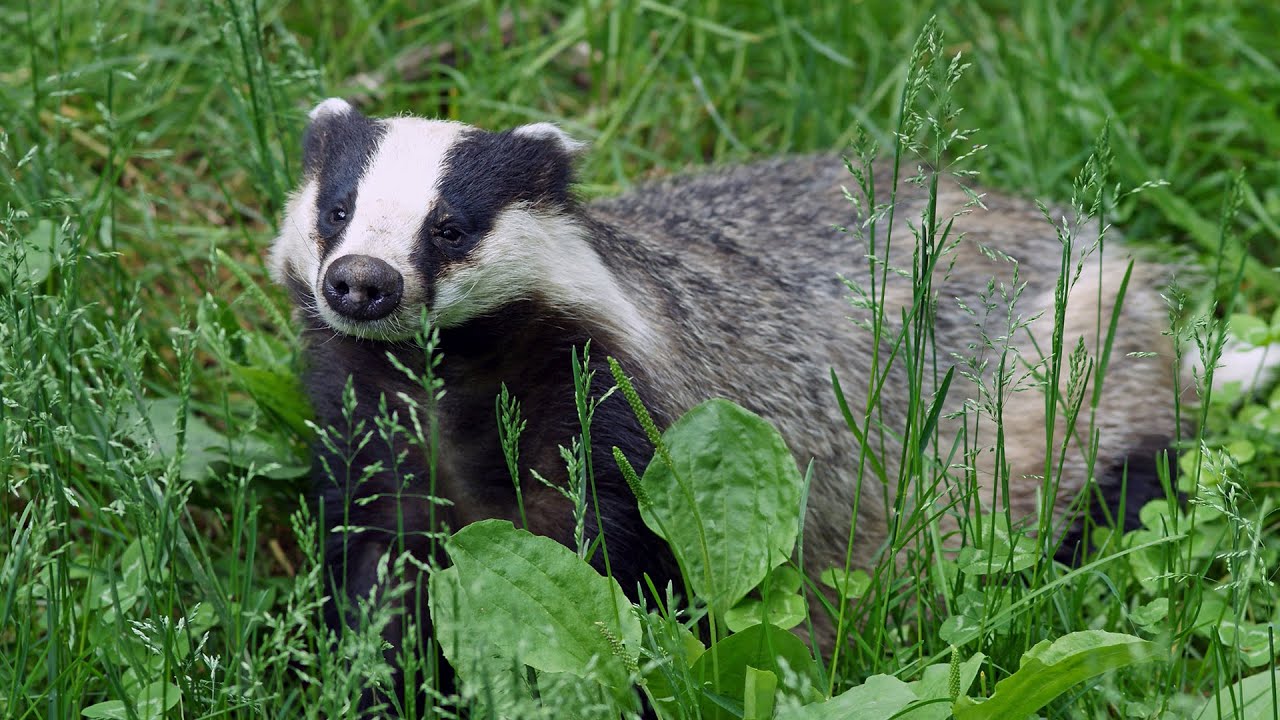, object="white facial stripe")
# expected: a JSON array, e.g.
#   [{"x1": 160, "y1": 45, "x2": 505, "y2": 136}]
[
  {"x1": 325, "y1": 118, "x2": 462, "y2": 265},
  {"x1": 433, "y1": 205, "x2": 657, "y2": 354},
  {"x1": 269, "y1": 181, "x2": 320, "y2": 289},
  {"x1": 313, "y1": 117, "x2": 465, "y2": 337}
]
